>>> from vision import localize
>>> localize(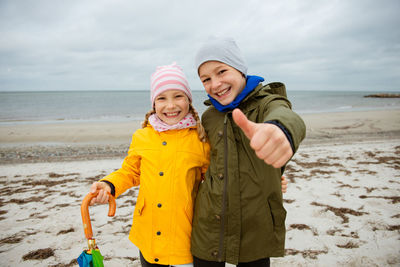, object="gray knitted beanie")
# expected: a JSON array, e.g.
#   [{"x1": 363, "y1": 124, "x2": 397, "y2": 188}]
[{"x1": 194, "y1": 37, "x2": 248, "y2": 76}]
